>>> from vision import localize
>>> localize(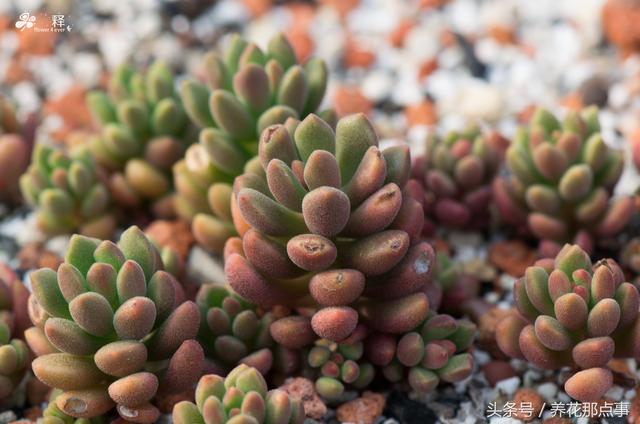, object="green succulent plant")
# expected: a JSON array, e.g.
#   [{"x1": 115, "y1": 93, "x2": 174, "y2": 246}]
[
  {"x1": 196, "y1": 284, "x2": 275, "y2": 375},
  {"x1": 26, "y1": 226, "x2": 203, "y2": 421},
  {"x1": 0, "y1": 278, "x2": 29, "y2": 403},
  {"x1": 493, "y1": 107, "x2": 634, "y2": 255},
  {"x1": 225, "y1": 112, "x2": 434, "y2": 344},
  {"x1": 19, "y1": 144, "x2": 117, "y2": 239},
  {"x1": 174, "y1": 32, "x2": 334, "y2": 253},
  {"x1": 412, "y1": 128, "x2": 507, "y2": 234},
  {"x1": 87, "y1": 61, "x2": 194, "y2": 217},
  {"x1": 365, "y1": 313, "x2": 475, "y2": 393},
  {"x1": 496, "y1": 244, "x2": 640, "y2": 401},
  {"x1": 172, "y1": 364, "x2": 305, "y2": 424},
  {"x1": 306, "y1": 328, "x2": 375, "y2": 400}
]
